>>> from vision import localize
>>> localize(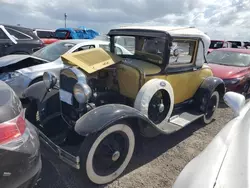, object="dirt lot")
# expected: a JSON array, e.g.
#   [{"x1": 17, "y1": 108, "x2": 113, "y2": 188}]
[{"x1": 38, "y1": 104, "x2": 233, "y2": 188}]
